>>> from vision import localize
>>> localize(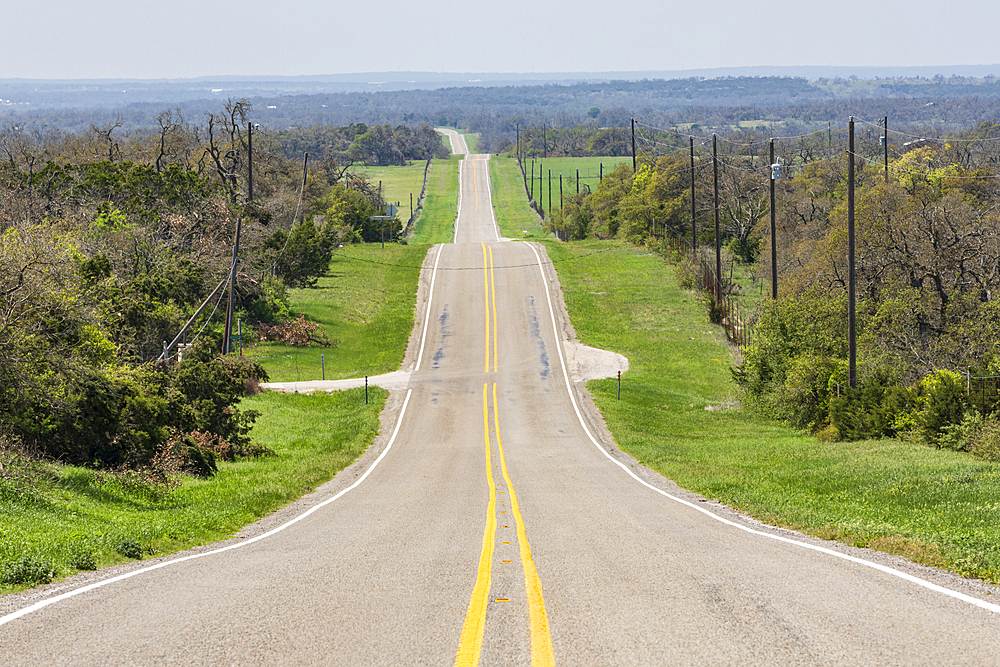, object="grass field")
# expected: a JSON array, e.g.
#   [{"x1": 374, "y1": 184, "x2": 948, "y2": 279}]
[
  {"x1": 489, "y1": 156, "x2": 546, "y2": 240},
  {"x1": 463, "y1": 133, "x2": 479, "y2": 154},
  {"x1": 249, "y1": 243, "x2": 425, "y2": 383},
  {"x1": 543, "y1": 238, "x2": 1000, "y2": 582},
  {"x1": 410, "y1": 159, "x2": 458, "y2": 245},
  {"x1": 521, "y1": 156, "x2": 630, "y2": 212},
  {"x1": 350, "y1": 162, "x2": 428, "y2": 223}
]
